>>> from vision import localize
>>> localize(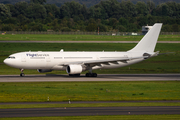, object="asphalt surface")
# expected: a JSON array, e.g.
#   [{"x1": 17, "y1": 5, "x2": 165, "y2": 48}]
[
  {"x1": 0, "y1": 40, "x2": 180, "y2": 43},
  {"x1": 0, "y1": 74, "x2": 180, "y2": 82},
  {"x1": 1, "y1": 106, "x2": 180, "y2": 117}
]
